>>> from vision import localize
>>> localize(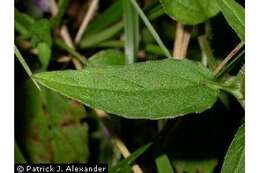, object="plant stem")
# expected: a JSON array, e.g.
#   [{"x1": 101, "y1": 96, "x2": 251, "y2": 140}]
[
  {"x1": 130, "y1": 0, "x2": 172, "y2": 59},
  {"x1": 49, "y1": 0, "x2": 83, "y2": 69},
  {"x1": 75, "y1": 0, "x2": 99, "y2": 44},
  {"x1": 124, "y1": 0, "x2": 139, "y2": 64},
  {"x1": 213, "y1": 41, "x2": 244, "y2": 75},
  {"x1": 173, "y1": 22, "x2": 192, "y2": 59},
  {"x1": 14, "y1": 45, "x2": 40, "y2": 89},
  {"x1": 198, "y1": 35, "x2": 218, "y2": 69}
]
